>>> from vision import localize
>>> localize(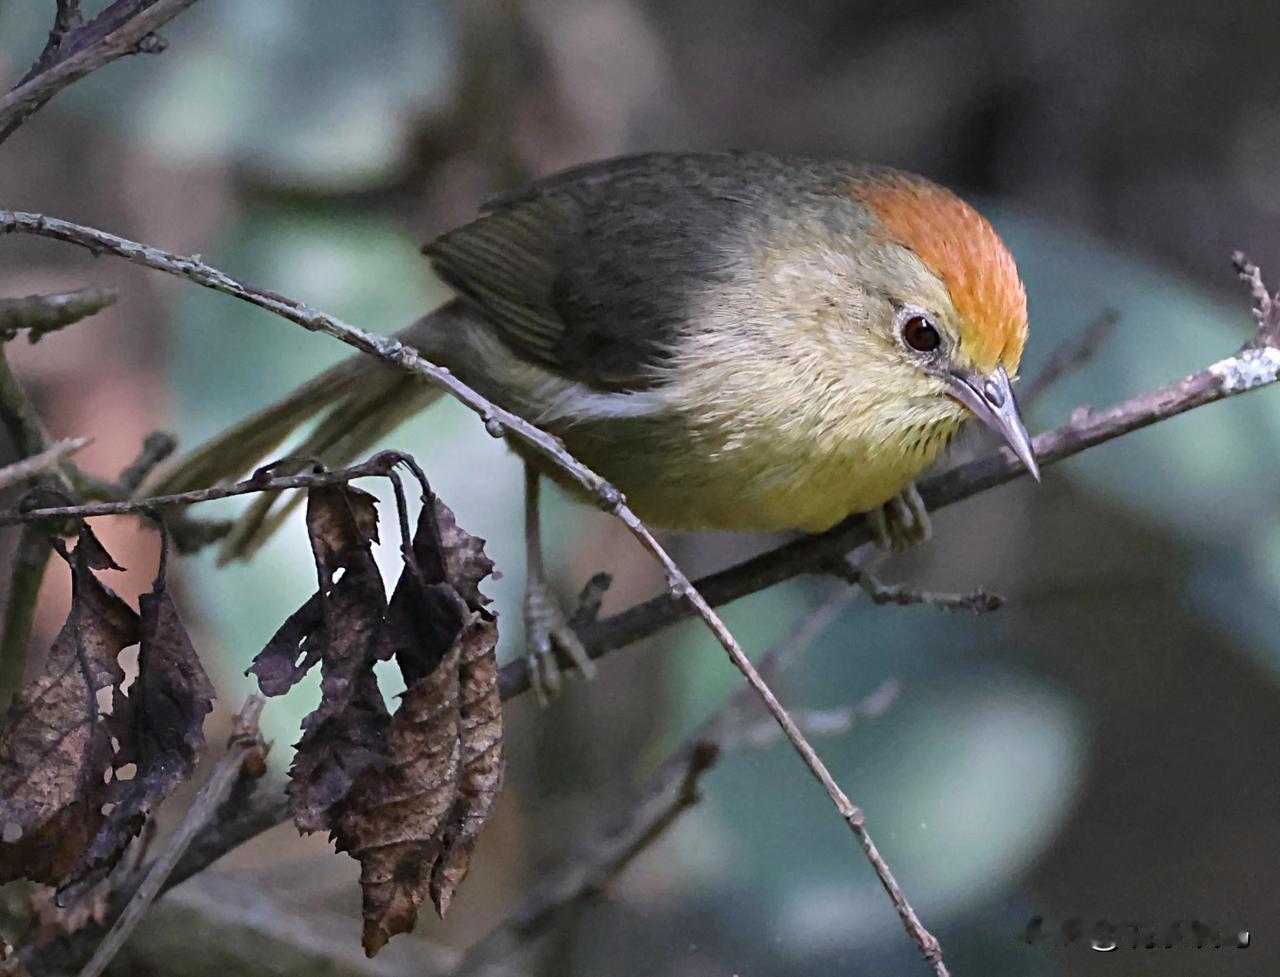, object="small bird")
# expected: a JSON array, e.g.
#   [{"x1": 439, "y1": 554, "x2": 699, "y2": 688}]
[{"x1": 155, "y1": 151, "x2": 1038, "y2": 696}]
